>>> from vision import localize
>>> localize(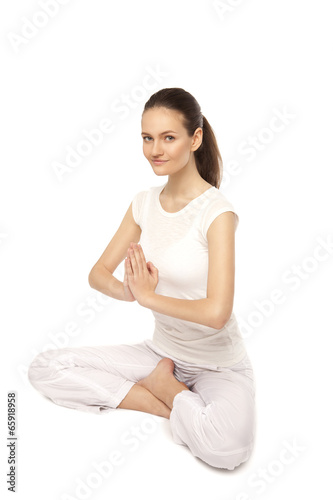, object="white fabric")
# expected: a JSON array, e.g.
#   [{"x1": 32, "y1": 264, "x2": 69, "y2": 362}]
[
  {"x1": 28, "y1": 339, "x2": 256, "y2": 470},
  {"x1": 132, "y1": 182, "x2": 246, "y2": 366}
]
